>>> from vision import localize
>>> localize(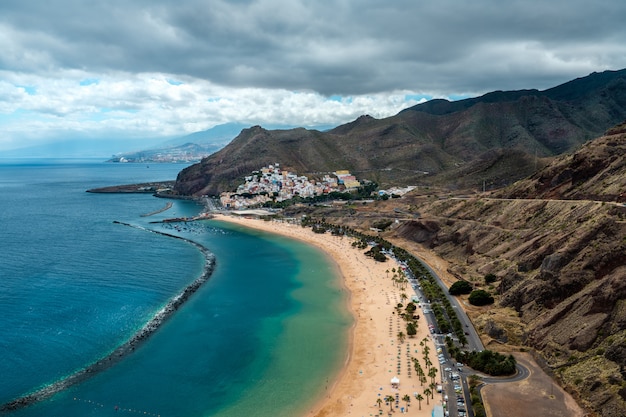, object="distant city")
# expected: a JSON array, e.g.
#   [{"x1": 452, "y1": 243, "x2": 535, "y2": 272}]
[{"x1": 108, "y1": 142, "x2": 220, "y2": 164}]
